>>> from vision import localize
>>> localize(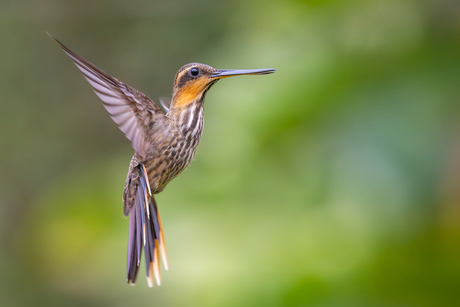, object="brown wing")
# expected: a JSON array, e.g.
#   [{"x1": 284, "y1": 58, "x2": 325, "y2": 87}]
[{"x1": 52, "y1": 35, "x2": 165, "y2": 159}]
